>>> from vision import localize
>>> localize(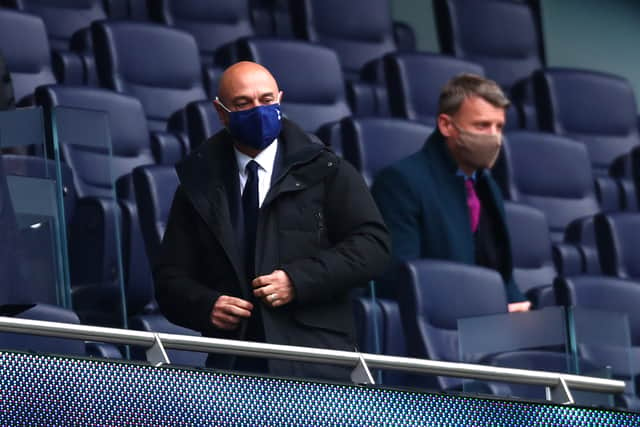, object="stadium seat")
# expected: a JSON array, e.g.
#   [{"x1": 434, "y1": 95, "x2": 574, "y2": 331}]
[
  {"x1": 0, "y1": 9, "x2": 56, "y2": 103},
  {"x1": 235, "y1": 37, "x2": 351, "y2": 133},
  {"x1": 534, "y1": 68, "x2": 640, "y2": 177},
  {"x1": 132, "y1": 165, "x2": 179, "y2": 265},
  {"x1": 502, "y1": 131, "x2": 601, "y2": 242},
  {"x1": 339, "y1": 117, "x2": 431, "y2": 185},
  {"x1": 148, "y1": 0, "x2": 254, "y2": 67},
  {"x1": 383, "y1": 52, "x2": 485, "y2": 127},
  {"x1": 103, "y1": 0, "x2": 150, "y2": 20},
  {"x1": 555, "y1": 275, "x2": 640, "y2": 400},
  {"x1": 594, "y1": 213, "x2": 640, "y2": 280},
  {"x1": 184, "y1": 100, "x2": 224, "y2": 149},
  {"x1": 433, "y1": 0, "x2": 545, "y2": 128},
  {"x1": 504, "y1": 202, "x2": 557, "y2": 307},
  {"x1": 289, "y1": 0, "x2": 397, "y2": 81},
  {"x1": 3, "y1": 0, "x2": 106, "y2": 51},
  {"x1": 129, "y1": 313, "x2": 207, "y2": 368},
  {"x1": 396, "y1": 259, "x2": 507, "y2": 390},
  {"x1": 92, "y1": 20, "x2": 208, "y2": 131}
]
